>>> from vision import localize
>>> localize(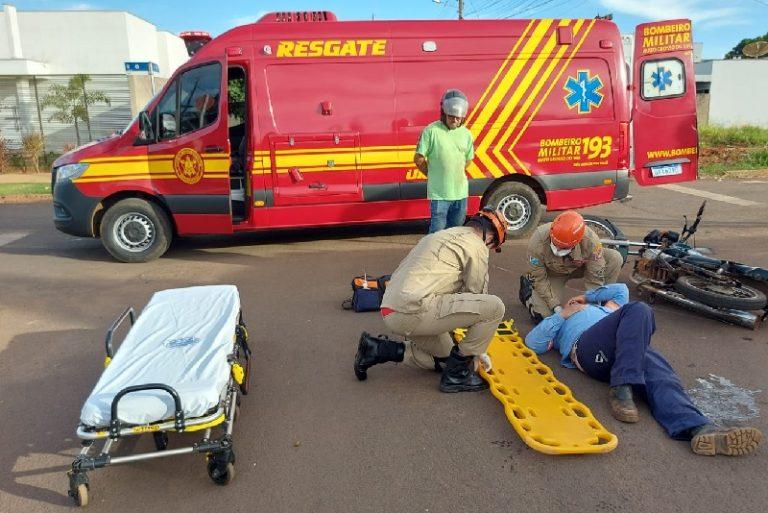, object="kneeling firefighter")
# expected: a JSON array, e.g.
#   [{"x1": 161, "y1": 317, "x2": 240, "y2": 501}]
[
  {"x1": 519, "y1": 210, "x2": 623, "y2": 323},
  {"x1": 354, "y1": 208, "x2": 508, "y2": 393}
]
